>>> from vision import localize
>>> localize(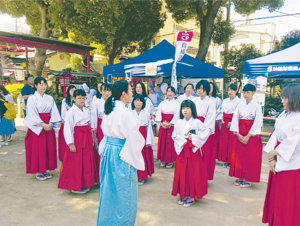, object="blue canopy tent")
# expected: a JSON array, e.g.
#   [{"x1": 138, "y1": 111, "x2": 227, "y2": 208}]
[
  {"x1": 103, "y1": 40, "x2": 223, "y2": 78},
  {"x1": 244, "y1": 42, "x2": 300, "y2": 79}
]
